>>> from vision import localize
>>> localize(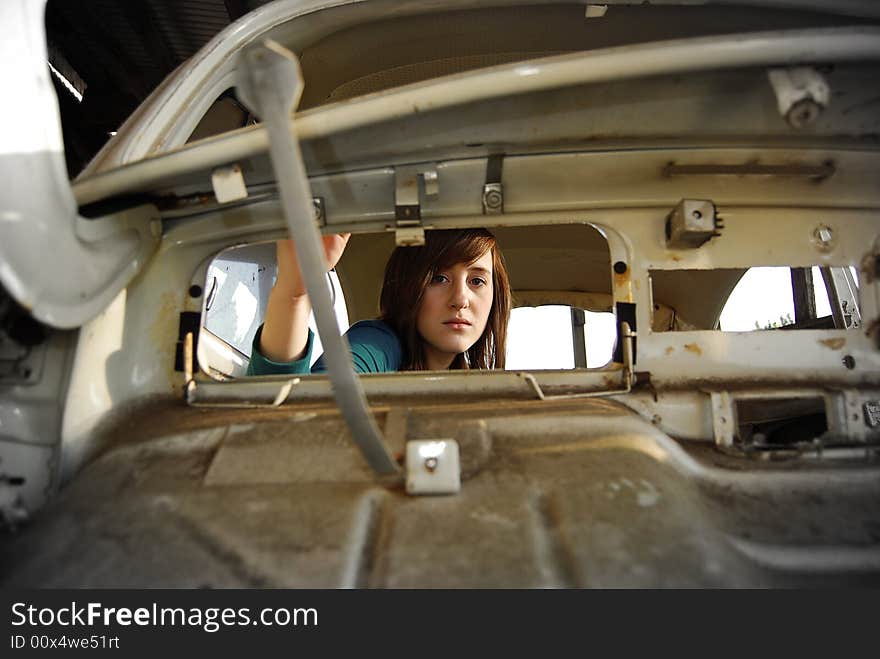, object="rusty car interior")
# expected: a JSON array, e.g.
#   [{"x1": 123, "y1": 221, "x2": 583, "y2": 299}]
[{"x1": 1, "y1": 0, "x2": 878, "y2": 587}]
